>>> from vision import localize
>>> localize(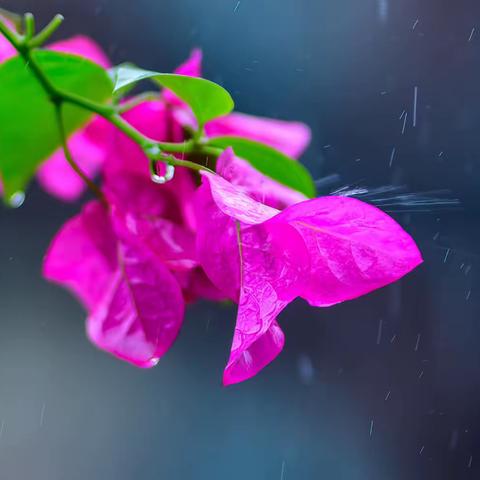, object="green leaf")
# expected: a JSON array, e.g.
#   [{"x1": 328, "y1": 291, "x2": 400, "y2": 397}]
[
  {"x1": 0, "y1": 50, "x2": 112, "y2": 204},
  {"x1": 208, "y1": 136, "x2": 316, "y2": 198},
  {"x1": 110, "y1": 64, "x2": 234, "y2": 126}
]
